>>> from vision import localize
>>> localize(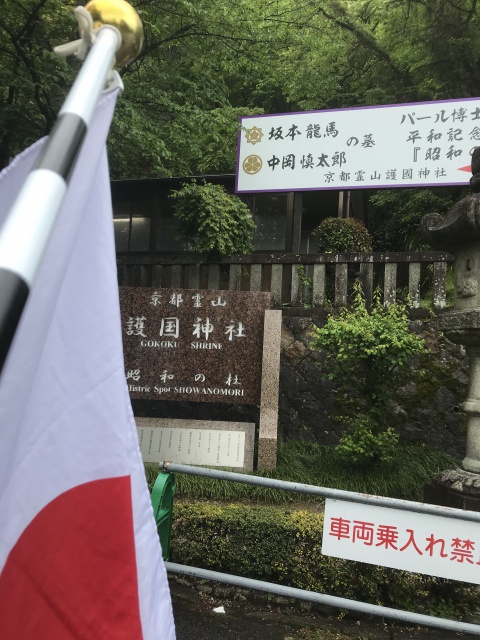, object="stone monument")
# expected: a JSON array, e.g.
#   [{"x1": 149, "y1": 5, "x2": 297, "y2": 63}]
[
  {"x1": 423, "y1": 147, "x2": 480, "y2": 508},
  {"x1": 120, "y1": 287, "x2": 281, "y2": 470}
]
